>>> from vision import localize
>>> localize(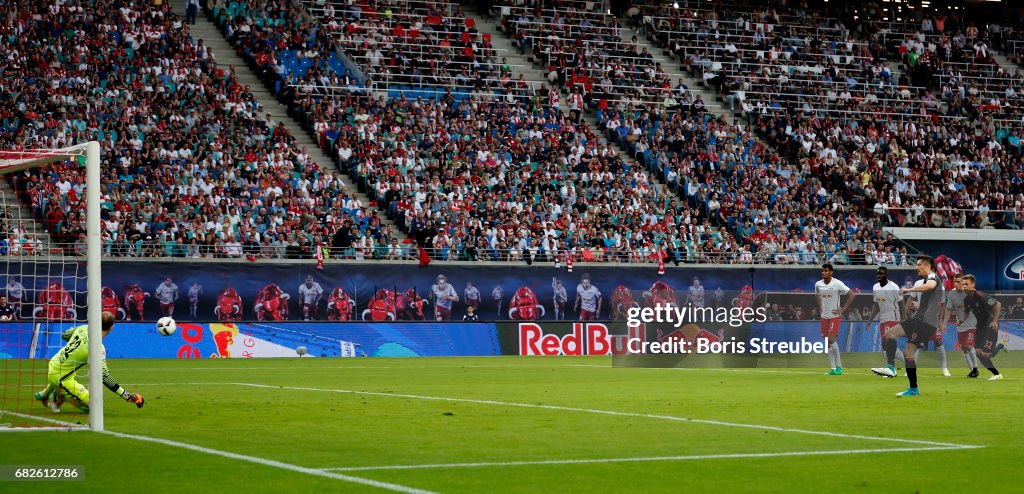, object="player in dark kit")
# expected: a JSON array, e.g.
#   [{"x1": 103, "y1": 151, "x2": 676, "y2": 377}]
[
  {"x1": 0, "y1": 295, "x2": 15, "y2": 321},
  {"x1": 874, "y1": 256, "x2": 945, "y2": 397},
  {"x1": 962, "y1": 275, "x2": 1007, "y2": 381}
]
